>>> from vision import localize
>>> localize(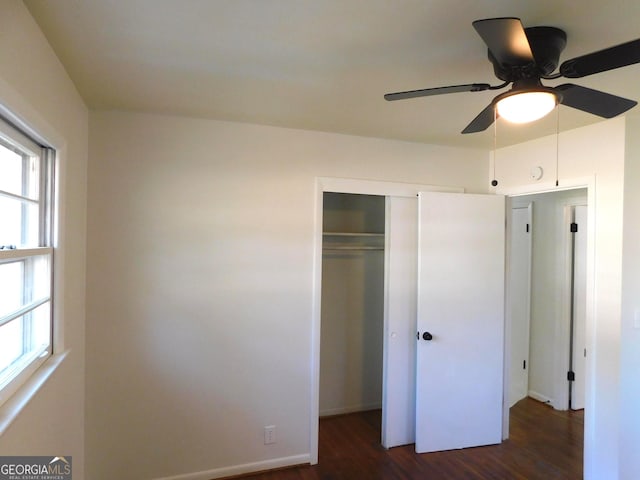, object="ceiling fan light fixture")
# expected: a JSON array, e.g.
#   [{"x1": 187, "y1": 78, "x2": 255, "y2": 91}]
[{"x1": 495, "y1": 90, "x2": 558, "y2": 124}]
